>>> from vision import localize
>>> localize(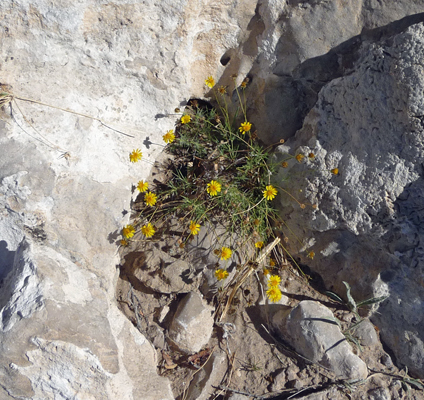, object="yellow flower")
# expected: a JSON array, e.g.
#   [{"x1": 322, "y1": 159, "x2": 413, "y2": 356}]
[
  {"x1": 295, "y1": 153, "x2": 304, "y2": 162},
  {"x1": 215, "y1": 269, "x2": 229, "y2": 281},
  {"x1": 263, "y1": 268, "x2": 270, "y2": 276},
  {"x1": 308, "y1": 153, "x2": 315, "y2": 159},
  {"x1": 269, "y1": 258, "x2": 276, "y2": 267},
  {"x1": 266, "y1": 286, "x2": 282, "y2": 303},
  {"x1": 255, "y1": 241, "x2": 264, "y2": 249},
  {"x1": 267, "y1": 274, "x2": 281, "y2": 288},
  {"x1": 189, "y1": 221, "x2": 201, "y2": 235},
  {"x1": 120, "y1": 239, "x2": 129, "y2": 247},
  {"x1": 144, "y1": 191, "x2": 157, "y2": 207},
  {"x1": 163, "y1": 130, "x2": 175, "y2": 144},
  {"x1": 122, "y1": 225, "x2": 135, "y2": 239},
  {"x1": 205, "y1": 76, "x2": 215, "y2": 88},
  {"x1": 129, "y1": 149, "x2": 142, "y2": 163},
  {"x1": 239, "y1": 121, "x2": 252, "y2": 134},
  {"x1": 307, "y1": 251, "x2": 315, "y2": 260},
  {"x1": 218, "y1": 85, "x2": 227, "y2": 95},
  {"x1": 240, "y1": 79, "x2": 249, "y2": 88},
  {"x1": 219, "y1": 247, "x2": 232, "y2": 260},
  {"x1": 137, "y1": 180, "x2": 149, "y2": 192},
  {"x1": 207, "y1": 180, "x2": 221, "y2": 196},
  {"x1": 331, "y1": 168, "x2": 339, "y2": 175},
  {"x1": 141, "y1": 223, "x2": 155, "y2": 238},
  {"x1": 263, "y1": 185, "x2": 278, "y2": 201},
  {"x1": 181, "y1": 115, "x2": 191, "y2": 124},
  {"x1": 281, "y1": 161, "x2": 288, "y2": 168}
]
